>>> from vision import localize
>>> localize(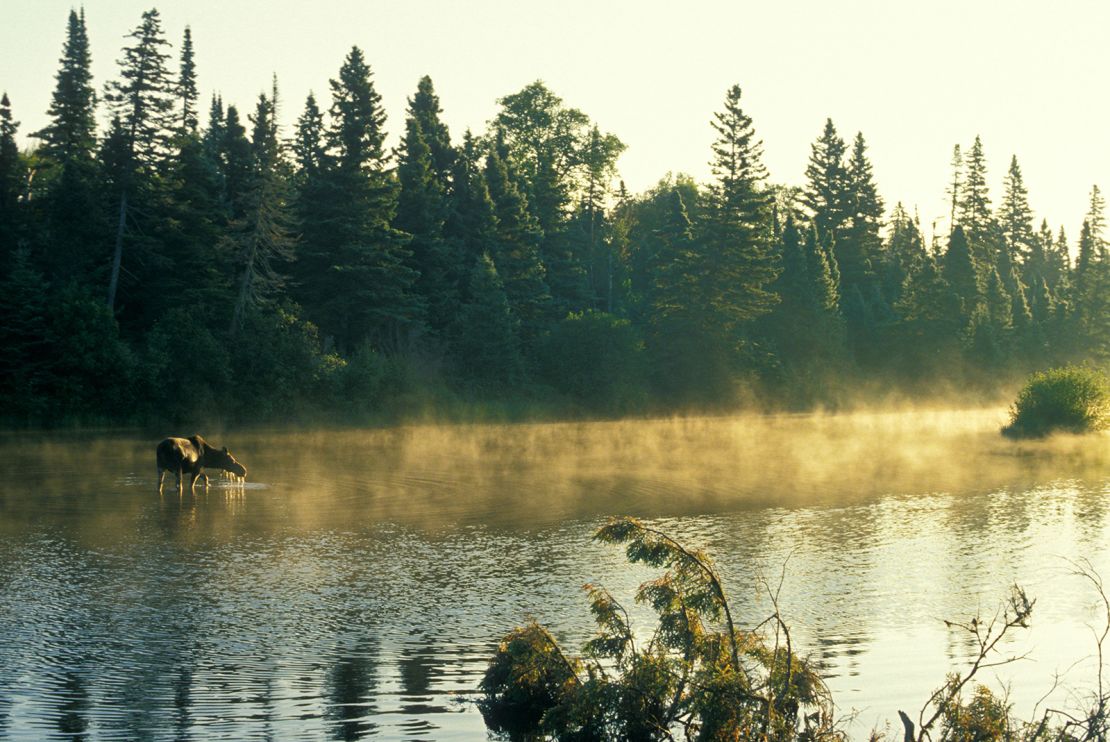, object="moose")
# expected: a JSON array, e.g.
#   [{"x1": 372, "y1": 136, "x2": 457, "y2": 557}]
[{"x1": 156, "y1": 435, "x2": 247, "y2": 494}]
